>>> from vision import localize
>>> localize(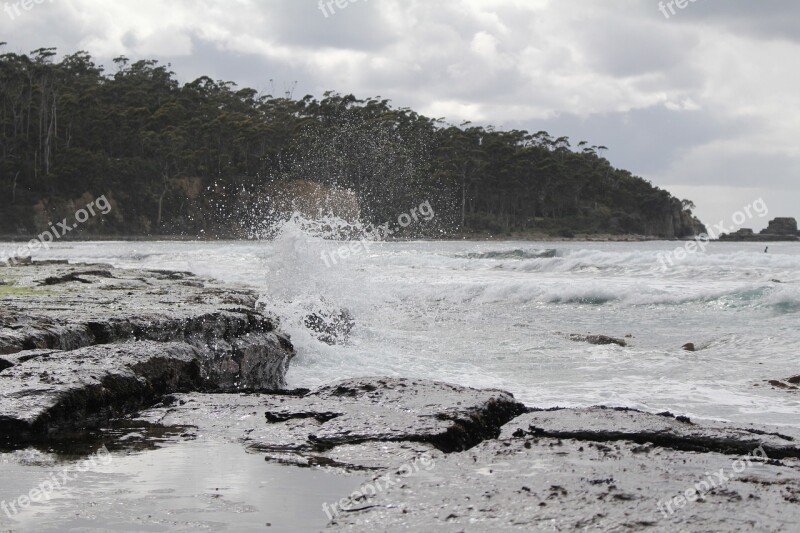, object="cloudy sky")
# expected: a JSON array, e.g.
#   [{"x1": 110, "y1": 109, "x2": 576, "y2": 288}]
[{"x1": 3, "y1": 0, "x2": 798, "y2": 230}]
